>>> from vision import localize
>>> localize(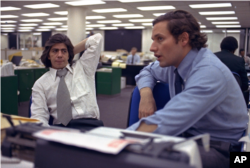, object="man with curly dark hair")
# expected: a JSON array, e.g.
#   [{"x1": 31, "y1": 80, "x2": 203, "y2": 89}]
[
  {"x1": 127, "y1": 10, "x2": 248, "y2": 168},
  {"x1": 31, "y1": 33, "x2": 104, "y2": 130}
]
